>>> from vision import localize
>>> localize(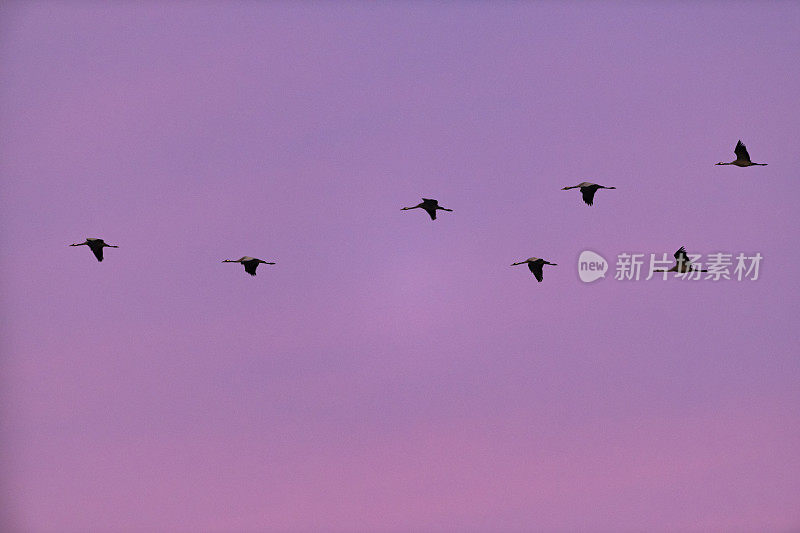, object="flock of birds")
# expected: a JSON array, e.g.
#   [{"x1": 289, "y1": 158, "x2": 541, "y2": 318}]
[{"x1": 70, "y1": 141, "x2": 766, "y2": 282}]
